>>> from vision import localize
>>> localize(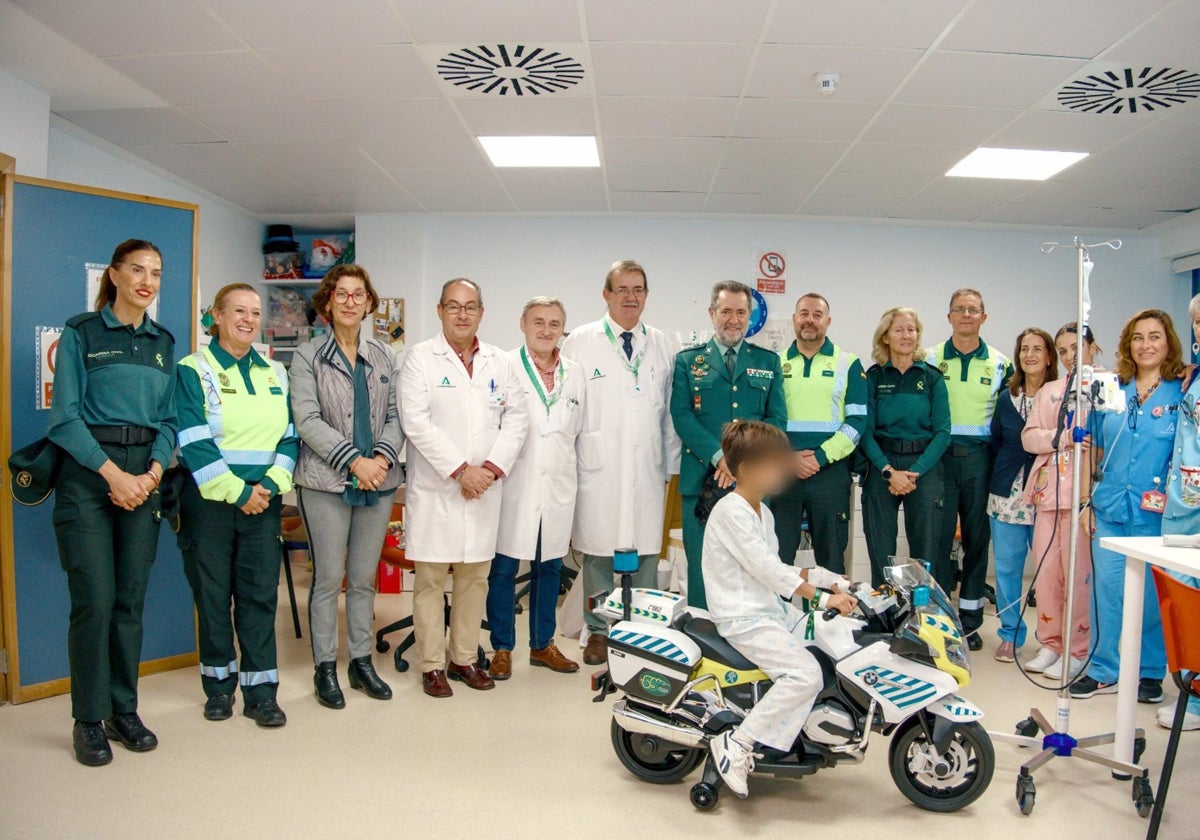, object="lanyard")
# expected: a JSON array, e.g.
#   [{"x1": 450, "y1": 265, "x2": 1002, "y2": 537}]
[
  {"x1": 603, "y1": 319, "x2": 646, "y2": 381},
  {"x1": 520, "y1": 345, "x2": 563, "y2": 415}
]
